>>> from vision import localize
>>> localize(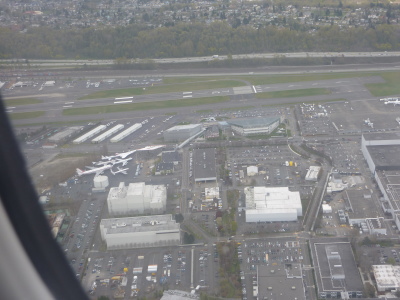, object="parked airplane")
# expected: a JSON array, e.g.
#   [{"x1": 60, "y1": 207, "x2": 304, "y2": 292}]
[
  {"x1": 102, "y1": 150, "x2": 137, "y2": 160},
  {"x1": 111, "y1": 166, "x2": 129, "y2": 175},
  {"x1": 76, "y1": 164, "x2": 113, "y2": 177},
  {"x1": 385, "y1": 99, "x2": 400, "y2": 106},
  {"x1": 94, "y1": 157, "x2": 132, "y2": 166}
]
